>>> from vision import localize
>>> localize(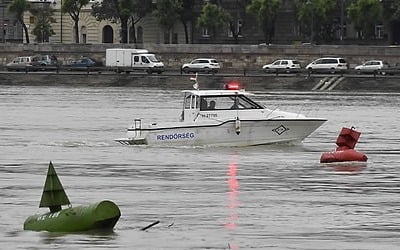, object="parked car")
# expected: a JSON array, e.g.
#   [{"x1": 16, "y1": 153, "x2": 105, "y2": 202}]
[
  {"x1": 306, "y1": 57, "x2": 348, "y2": 73},
  {"x1": 32, "y1": 55, "x2": 59, "y2": 66},
  {"x1": 181, "y1": 58, "x2": 220, "y2": 73},
  {"x1": 6, "y1": 56, "x2": 35, "y2": 71},
  {"x1": 354, "y1": 60, "x2": 390, "y2": 75},
  {"x1": 262, "y1": 59, "x2": 301, "y2": 73},
  {"x1": 31, "y1": 54, "x2": 59, "y2": 70},
  {"x1": 65, "y1": 57, "x2": 103, "y2": 71}
]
